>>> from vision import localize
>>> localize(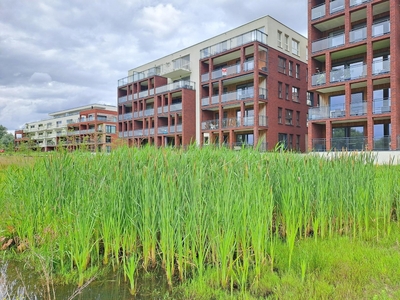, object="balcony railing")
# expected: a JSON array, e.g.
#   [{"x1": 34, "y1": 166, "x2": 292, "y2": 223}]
[
  {"x1": 312, "y1": 33, "x2": 344, "y2": 53},
  {"x1": 170, "y1": 102, "x2": 182, "y2": 112},
  {"x1": 372, "y1": 58, "x2": 390, "y2": 75},
  {"x1": 331, "y1": 137, "x2": 367, "y2": 151},
  {"x1": 311, "y1": 72, "x2": 326, "y2": 86},
  {"x1": 200, "y1": 29, "x2": 267, "y2": 59},
  {"x1": 118, "y1": 67, "x2": 160, "y2": 87},
  {"x1": 373, "y1": 98, "x2": 391, "y2": 114},
  {"x1": 350, "y1": 101, "x2": 367, "y2": 116},
  {"x1": 155, "y1": 80, "x2": 195, "y2": 94},
  {"x1": 123, "y1": 113, "x2": 132, "y2": 120},
  {"x1": 308, "y1": 106, "x2": 330, "y2": 120},
  {"x1": 144, "y1": 108, "x2": 154, "y2": 116},
  {"x1": 158, "y1": 126, "x2": 169, "y2": 134},
  {"x1": 349, "y1": 26, "x2": 367, "y2": 43},
  {"x1": 373, "y1": 136, "x2": 391, "y2": 151},
  {"x1": 330, "y1": 64, "x2": 366, "y2": 82},
  {"x1": 138, "y1": 90, "x2": 149, "y2": 98},
  {"x1": 330, "y1": 0, "x2": 344, "y2": 14},
  {"x1": 202, "y1": 115, "x2": 267, "y2": 130},
  {"x1": 118, "y1": 96, "x2": 128, "y2": 103},
  {"x1": 372, "y1": 19, "x2": 390, "y2": 37},
  {"x1": 311, "y1": 3, "x2": 326, "y2": 20},
  {"x1": 350, "y1": 0, "x2": 371, "y2": 7}
]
